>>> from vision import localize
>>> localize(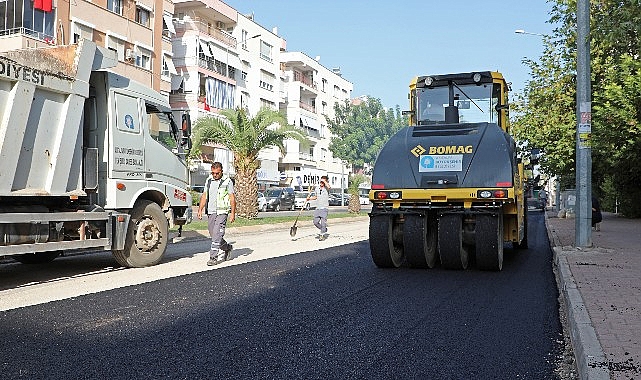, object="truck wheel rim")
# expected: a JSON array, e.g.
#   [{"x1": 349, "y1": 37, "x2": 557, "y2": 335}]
[{"x1": 134, "y1": 217, "x2": 160, "y2": 251}]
